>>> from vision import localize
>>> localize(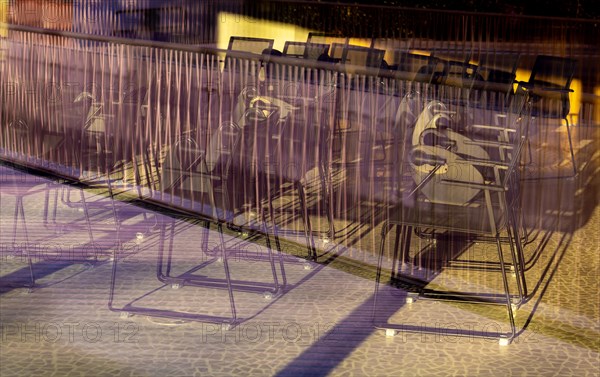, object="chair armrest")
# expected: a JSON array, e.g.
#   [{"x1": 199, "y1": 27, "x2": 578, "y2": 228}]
[
  {"x1": 463, "y1": 139, "x2": 515, "y2": 150},
  {"x1": 470, "y1": 124, "x2": 517, "y2": 132},
  {"x1": 409, "y1": 148, "x2": 447, "y2": 165},
  {"x1": 440, "y1": 179, "x2": 506, "y2": 192},
  {"x1": 465, "y1": 158, "x2": 511, "y2": 169},
  {"x1": 531, "y1": 87, "x2": 573, "y2": 94},
  {"x1": 182, "y1": 150, "x2": 207, "y2": 172},
  {"x1": 516, "y1": 81, "x2": 573, "y2": 93}
]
